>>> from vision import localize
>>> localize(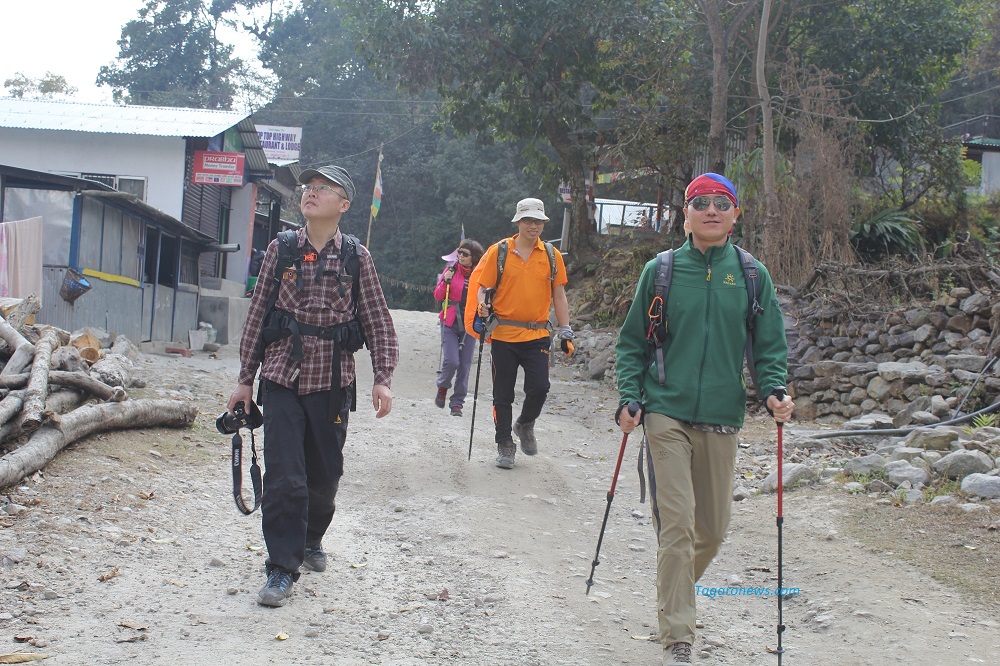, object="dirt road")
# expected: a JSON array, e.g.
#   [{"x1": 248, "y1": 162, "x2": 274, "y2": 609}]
[{"x1": 1, "y1": 309, "x2": 997, "y2": 664}]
